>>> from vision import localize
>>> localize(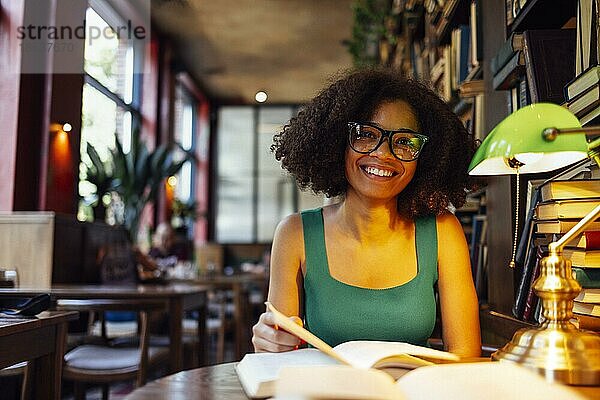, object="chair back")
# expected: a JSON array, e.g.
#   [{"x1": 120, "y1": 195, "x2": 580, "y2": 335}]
[{"x1": 58, "y1": 298, "x2": 165, "y2": 387}]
